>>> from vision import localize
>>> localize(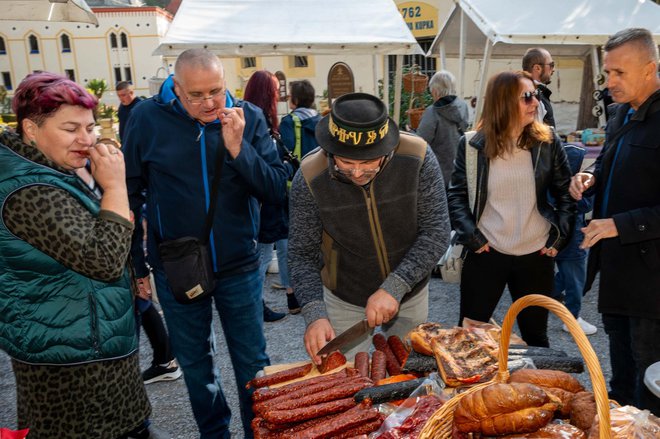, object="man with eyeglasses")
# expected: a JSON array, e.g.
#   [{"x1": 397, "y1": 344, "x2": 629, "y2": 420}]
[
  {"x1": 122, "y1": 48, "x2": 288, "y2": 438},
  {"x1": 288, "y1": 92, "x2": 451, "y2": 363},
  {"x1": 523, "y1": 47, "x2": 556, "y2": 127}
]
